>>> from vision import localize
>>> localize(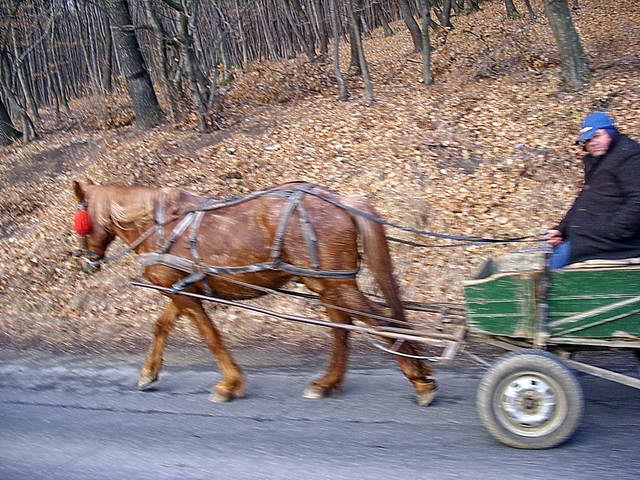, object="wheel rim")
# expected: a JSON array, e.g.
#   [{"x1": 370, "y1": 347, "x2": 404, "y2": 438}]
[{"x1": 494, "y1": 371, "x2": 567, "y2": 437}]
